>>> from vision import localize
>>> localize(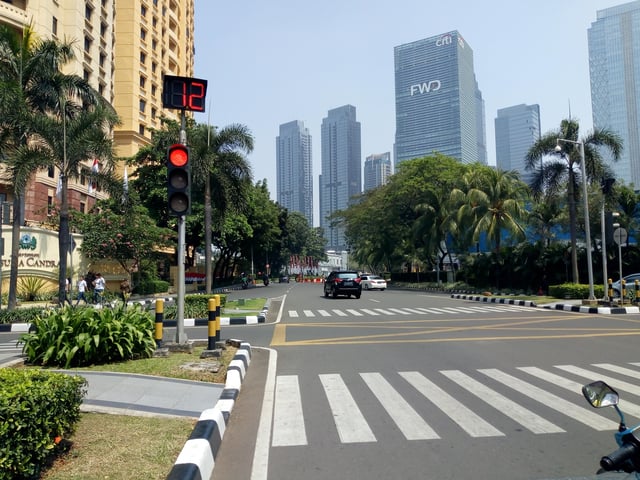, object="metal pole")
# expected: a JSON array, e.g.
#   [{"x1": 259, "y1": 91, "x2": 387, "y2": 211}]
[
  {"x1": 175, "y1": 111, "x2": 188, "y2": 344},
  {"x1": 579, "y1": 141, "x2": 595, "y2": 301},
  {"x1": 601, "y1": 201, "x2": 608, "y2": 302}
]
